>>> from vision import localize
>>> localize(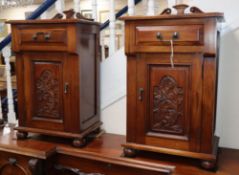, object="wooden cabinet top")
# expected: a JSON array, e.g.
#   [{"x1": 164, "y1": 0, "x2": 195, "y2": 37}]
[
  {"x1": 7, "y1": 19, "x2": 100, "y2": 25},
  {"x1": 120, "y1": 12, "x2": 224, "y2": 22},
  {"x1": 120, "y1": 5, "x2": 224, "y2": 22}
]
